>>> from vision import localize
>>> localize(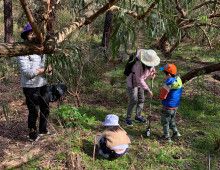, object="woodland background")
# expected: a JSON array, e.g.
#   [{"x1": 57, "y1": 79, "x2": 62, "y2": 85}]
[{"x1": 0, "y1": 0, "x2": 220, "y2": 169}]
